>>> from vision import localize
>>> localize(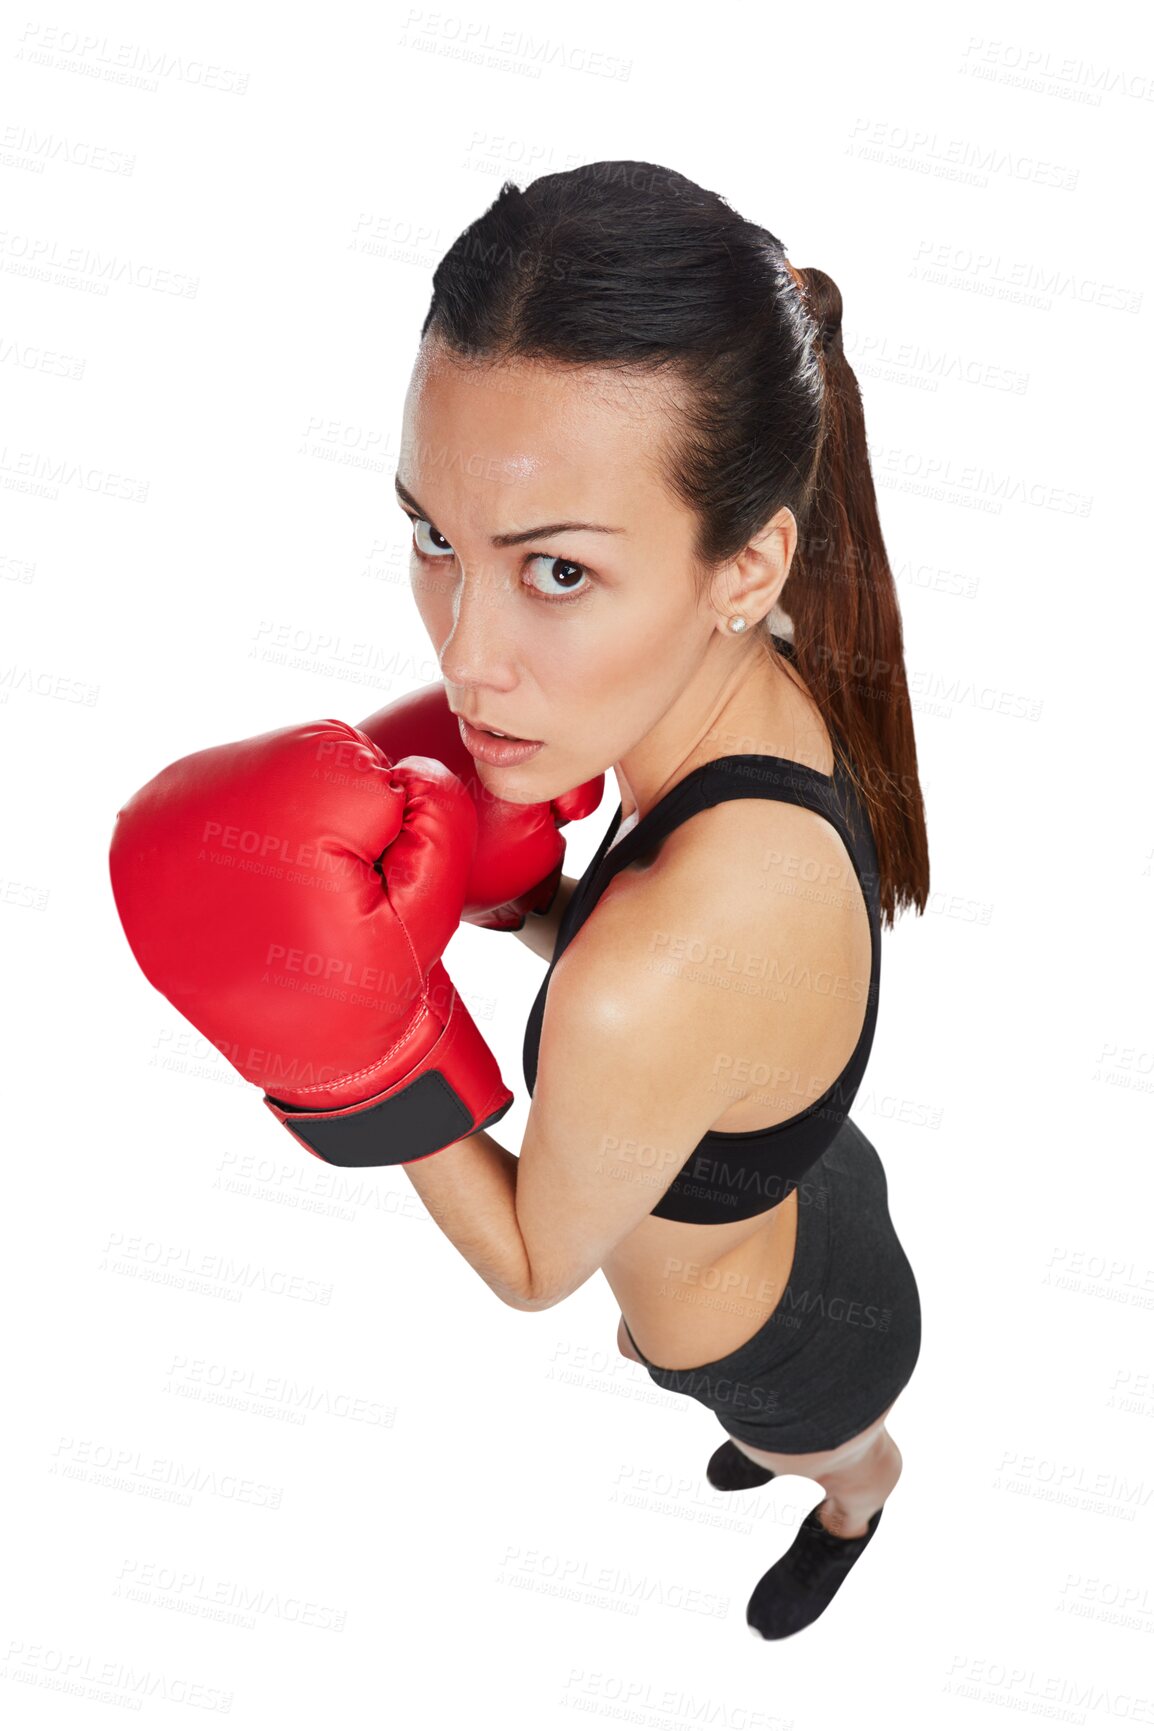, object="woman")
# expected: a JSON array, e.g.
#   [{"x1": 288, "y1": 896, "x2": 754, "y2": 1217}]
[
  {"x1": 110, "y1": 156, "x2": 928, "y2": 1643},
  {"x1": 393, "y1": 160, "x2": 930, "y2": 1640}
]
